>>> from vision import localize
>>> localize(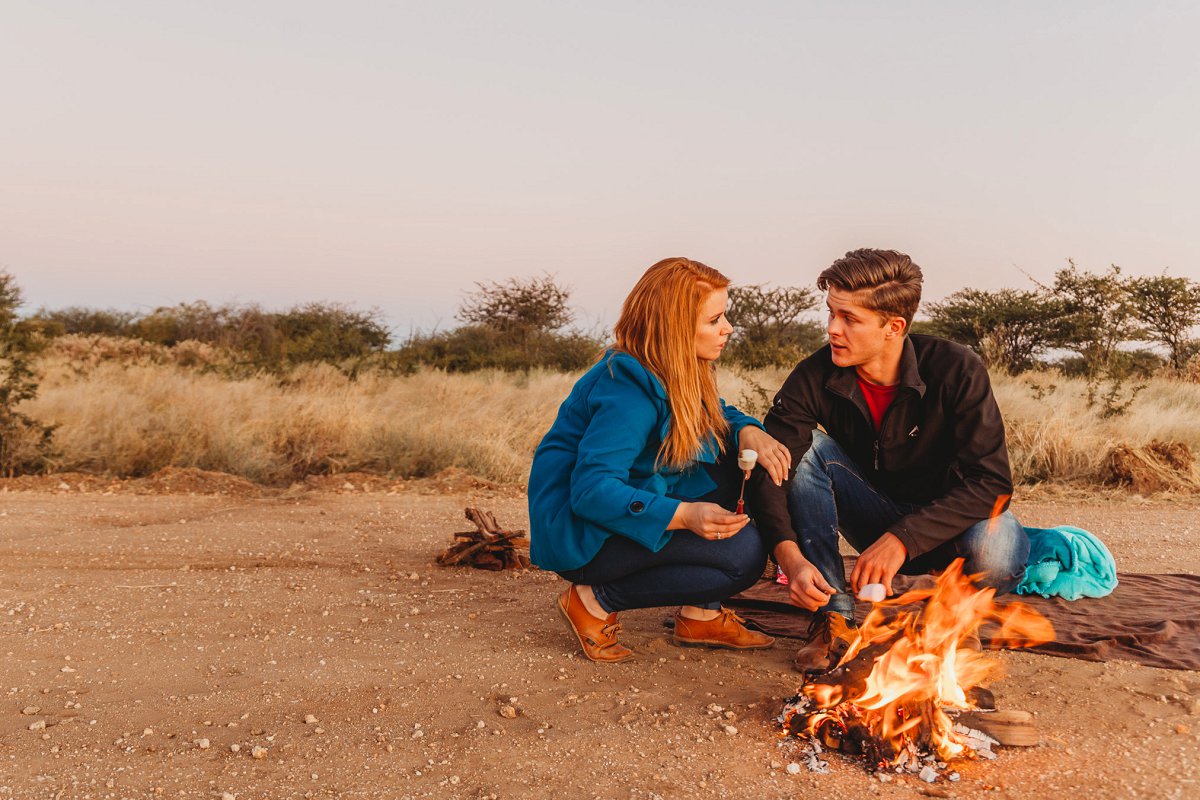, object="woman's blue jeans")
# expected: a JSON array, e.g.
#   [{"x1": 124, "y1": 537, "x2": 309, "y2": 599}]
[
  {"x1": 557, "y1": 459, "x2": 767, "y2": 613},
  {"x1": 789, "y1": 431, "x2": 1030, "y2": 619}
]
